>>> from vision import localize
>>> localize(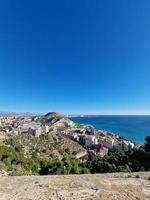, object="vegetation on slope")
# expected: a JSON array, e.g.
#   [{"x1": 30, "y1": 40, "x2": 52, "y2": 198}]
[
  {"x1": 0, "y1": 133, "x2": 89, "y2": 175},
  {"x1": 0, "y1": 133, "x2": 150, "y2": 175},
  {"x1": 0, "y1": 144, "x2": 89, "y2": 175},
  {"x1": 4, "y1": 132, "x2": 87, "y2": 159},
  {"x1": 84, "y1": 136, "x2": 150, "y2": 173}
]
